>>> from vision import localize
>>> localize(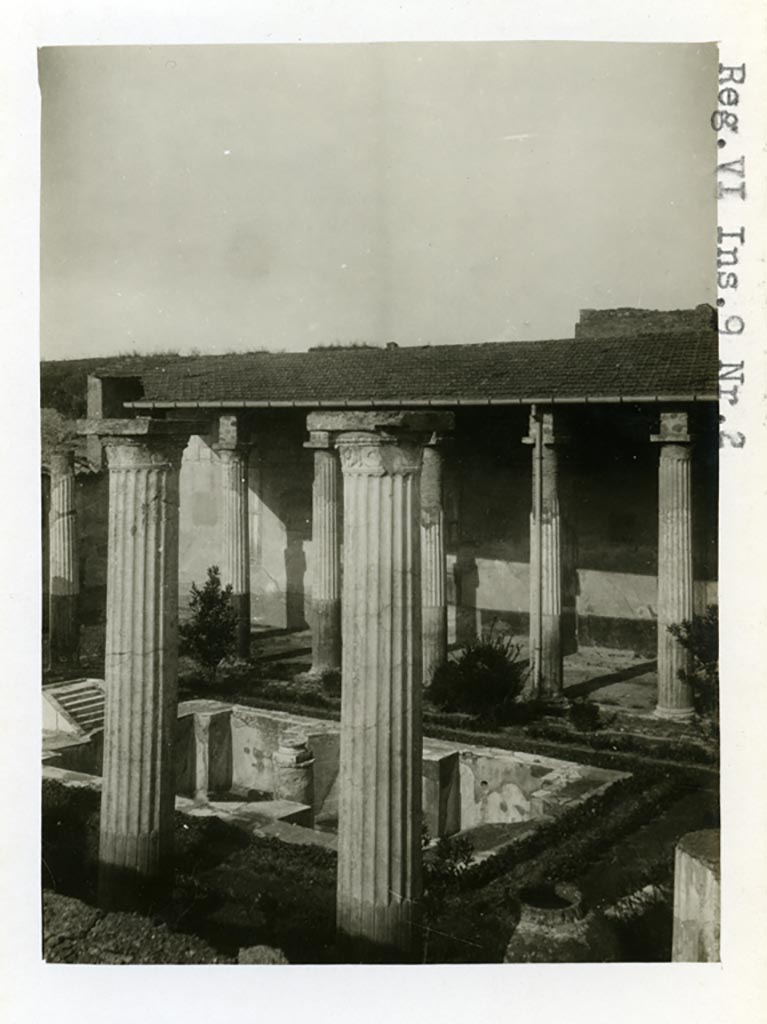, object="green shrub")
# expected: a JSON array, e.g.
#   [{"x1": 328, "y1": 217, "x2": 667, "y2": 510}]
[
  {"x1": 428, "y1": 631, "x2": 527, "y2": 722},
  {"x1": 667, "y1": 605, "x2": 719, "y2": 717},
  {"x1": 179, "y1": 566, "x2": 238, "y2": 683}
]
